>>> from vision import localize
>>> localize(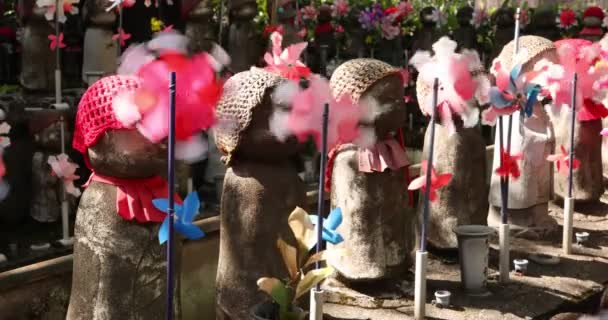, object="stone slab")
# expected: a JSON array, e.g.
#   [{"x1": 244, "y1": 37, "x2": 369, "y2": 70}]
[{"x1": 324, "y1": 194, "x2": 608, "y2": 320}]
